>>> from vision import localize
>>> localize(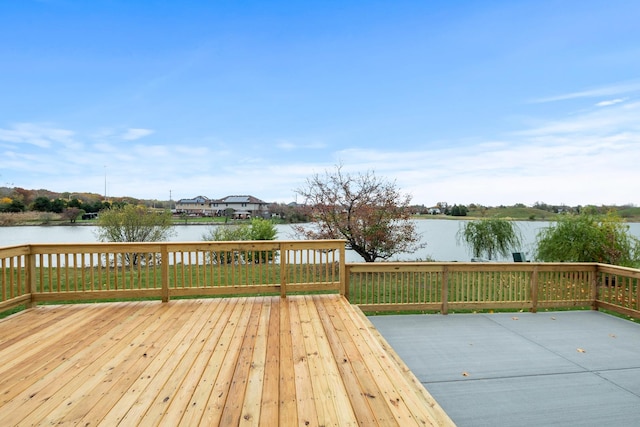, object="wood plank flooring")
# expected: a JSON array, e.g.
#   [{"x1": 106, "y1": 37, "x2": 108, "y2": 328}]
[{"x1": 0, "y1": 295, "x2": 453, "y2": 426}]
